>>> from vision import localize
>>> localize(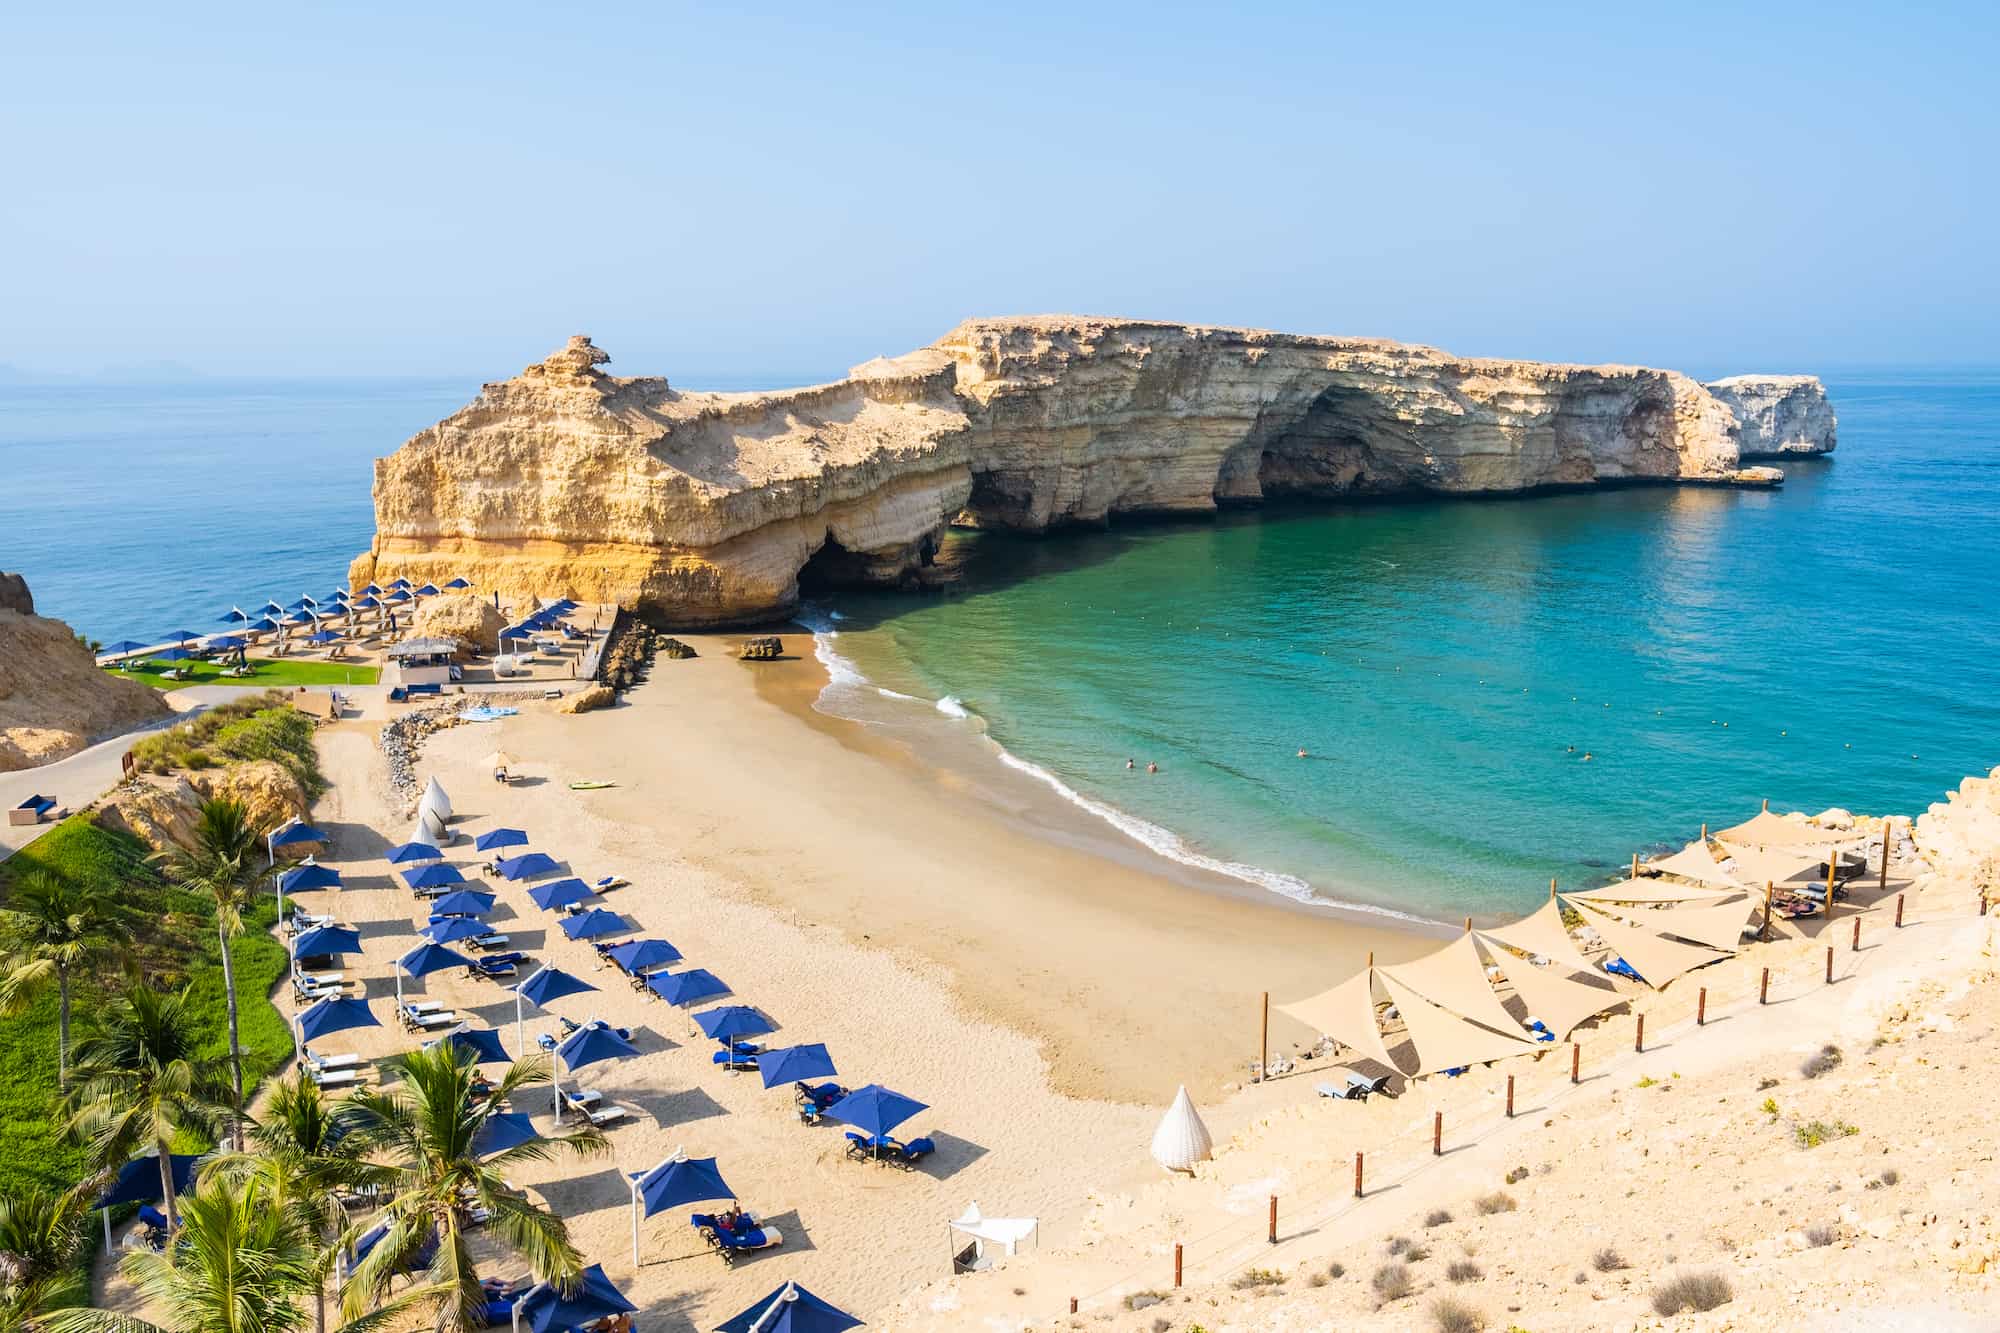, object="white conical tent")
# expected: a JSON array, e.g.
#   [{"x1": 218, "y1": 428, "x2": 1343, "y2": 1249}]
[
  {"x1": 1569, "y1": 877, "x2": 1731, "y2": 906},
  {"x1": 414, "y1": 806, "x2": 448, "y2": 846},
  {"x1": 421, "y1": 777, "x2": 452, "y2": 822},
  {"x1": 1472, "y1": 935, "x2": 1625, "y2": 1040},
  {"x1": 1275, "y1": 968, "x2": 1393, "y2": 1068},
  {"x1": 1565, "y1": 898, "x2": 1728, "y2": 988},
  {"x1": 1150, "y1": 1086, "x2": 1213, "y2": 1172},
  {"x1": 1377, "y1": 933, "x2": 1528, "y2": 1039},
  {"x1": 1375, "y1": 971, "x2": 1540, "y2": 1077},
  {"x1": 1645, "y1": 841, "x2": 1747, "y2": 890},
  {"x1": 1471, "y1": 898, "x2": 1598, "y2": 977},
  {"x1": 1619, "y1": 895, "x2": 1759, "y2": 953}
]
